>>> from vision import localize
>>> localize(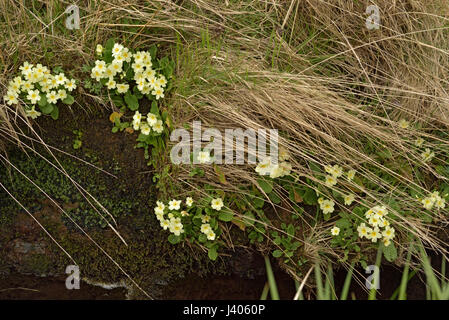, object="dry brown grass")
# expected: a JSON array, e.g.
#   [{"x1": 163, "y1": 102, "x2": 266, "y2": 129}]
[{"x1": 163, "y1": 0, "x2": 449, "y2": 272}]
